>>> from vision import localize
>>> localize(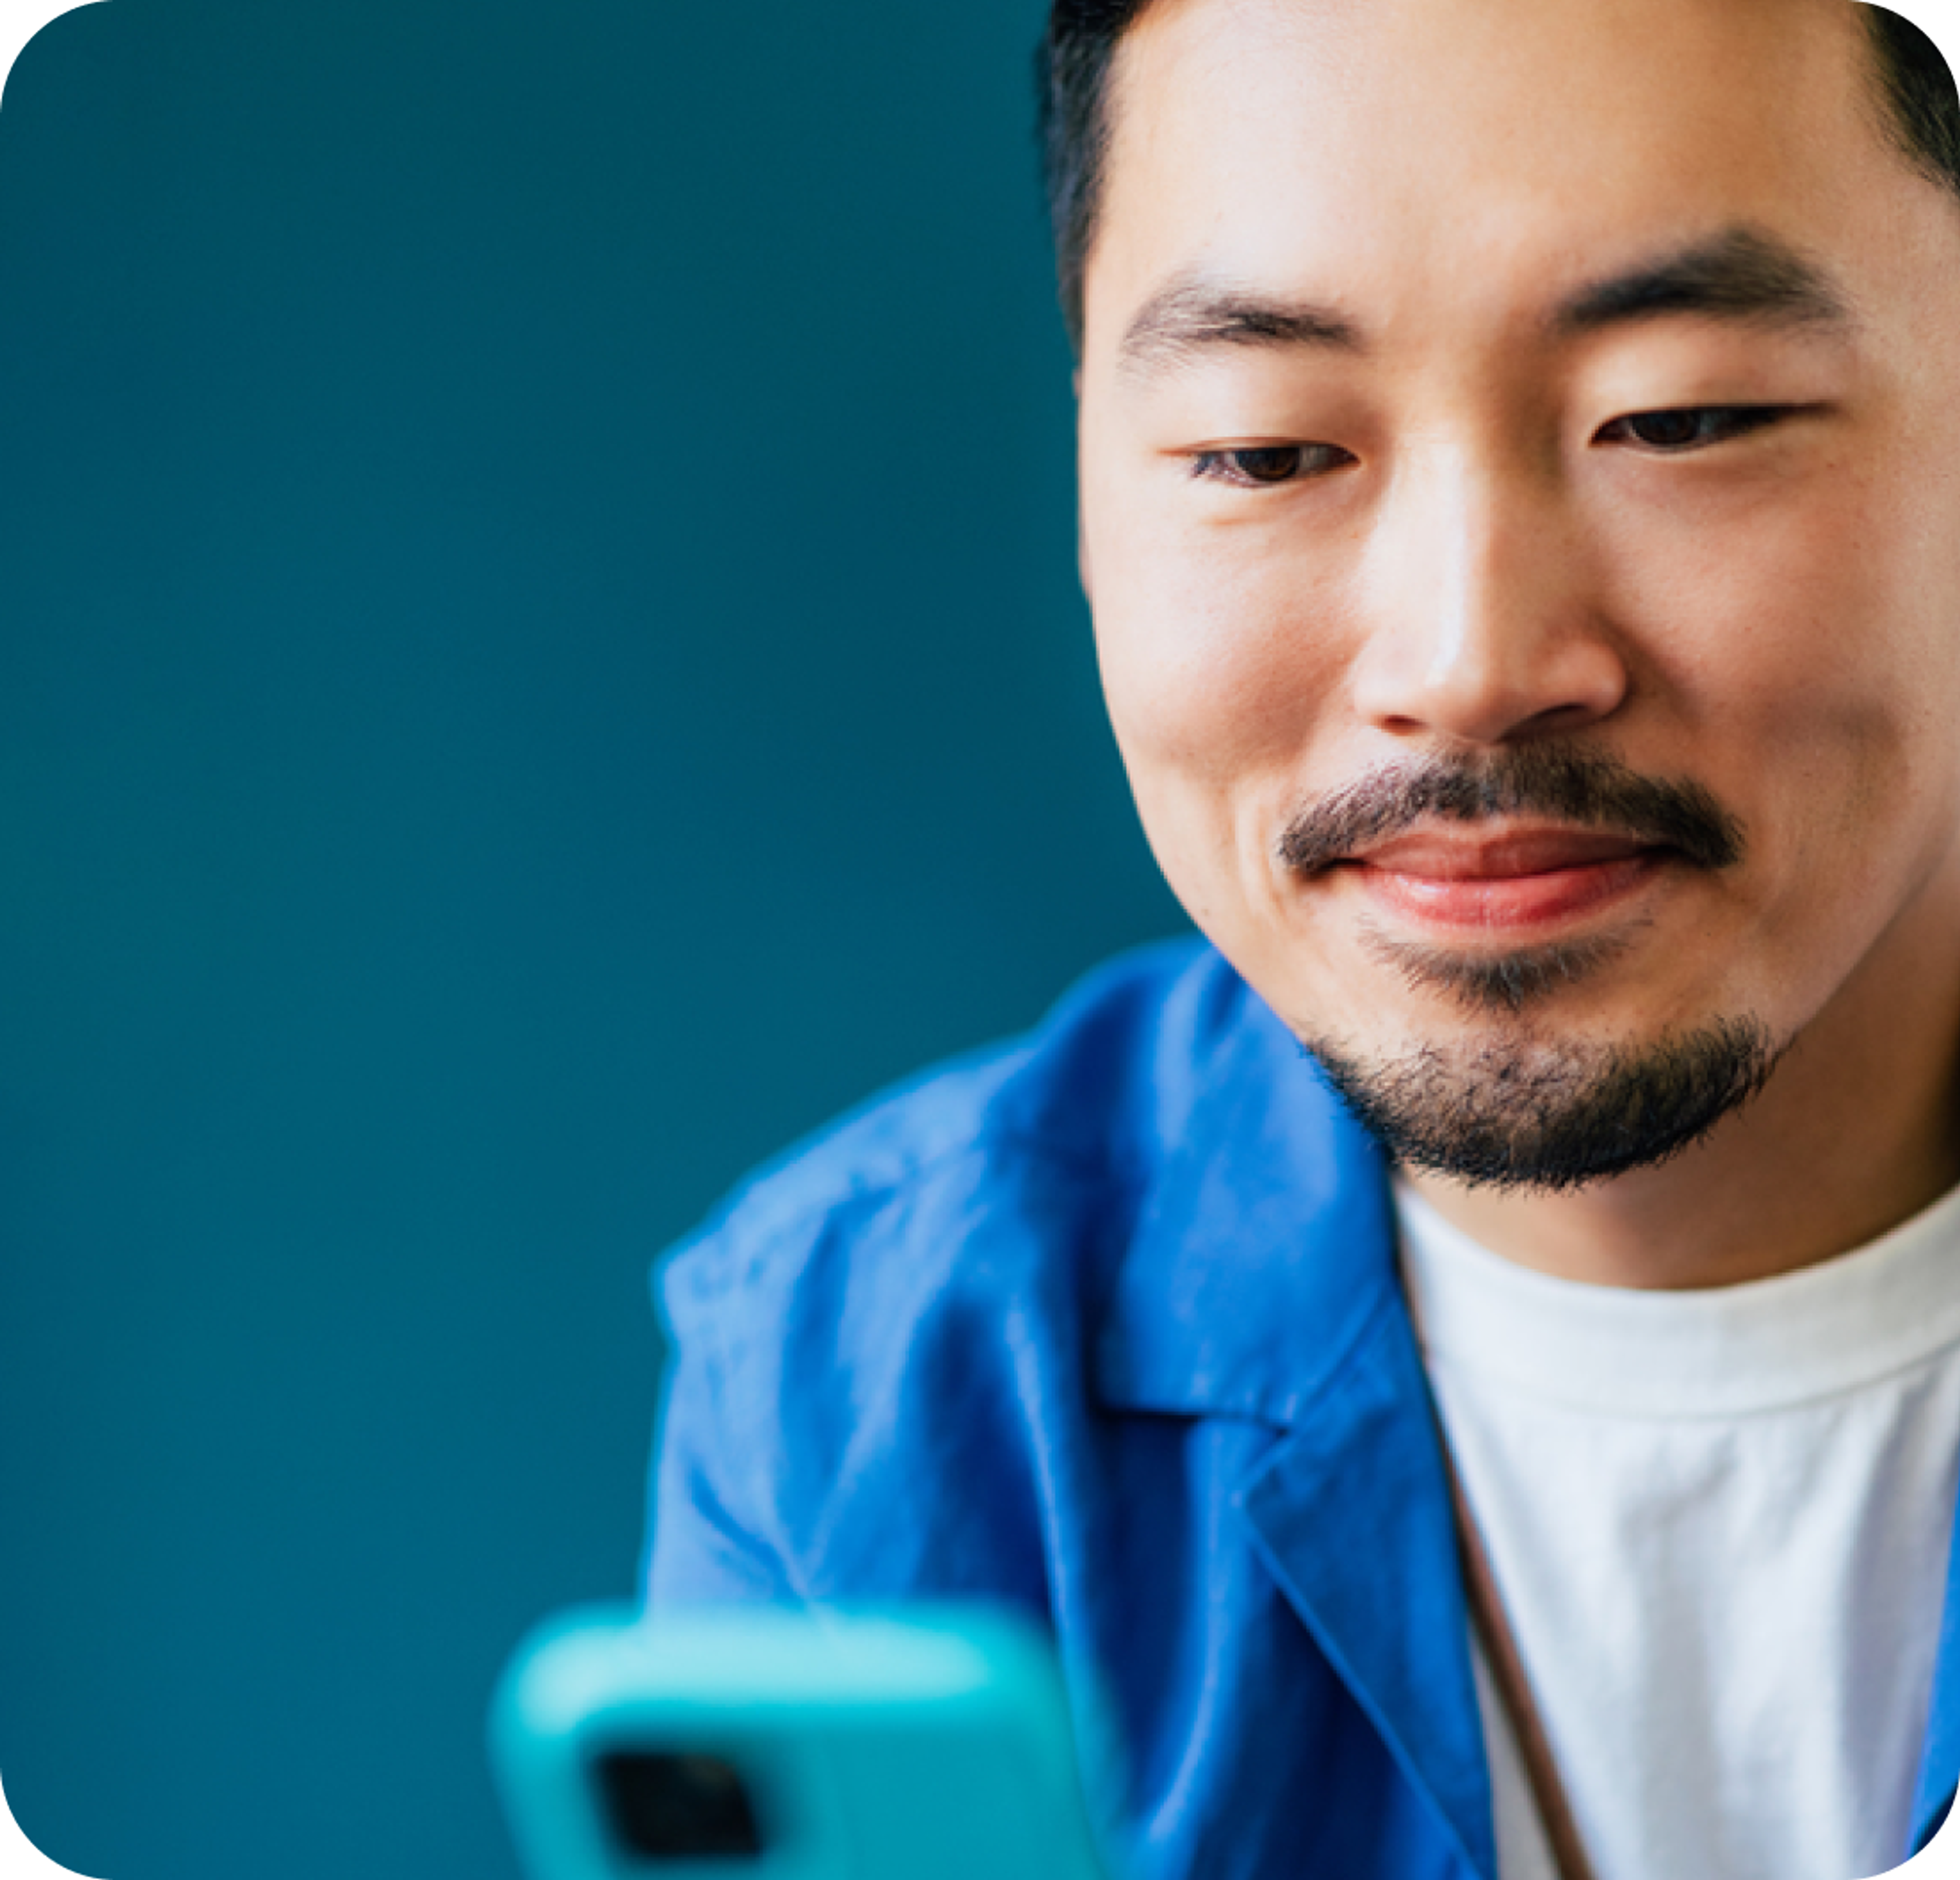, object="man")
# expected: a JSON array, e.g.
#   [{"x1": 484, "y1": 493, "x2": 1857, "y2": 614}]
[{"x1": 645, "y1": 2, "x2": 1960, "y2": 1874}]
